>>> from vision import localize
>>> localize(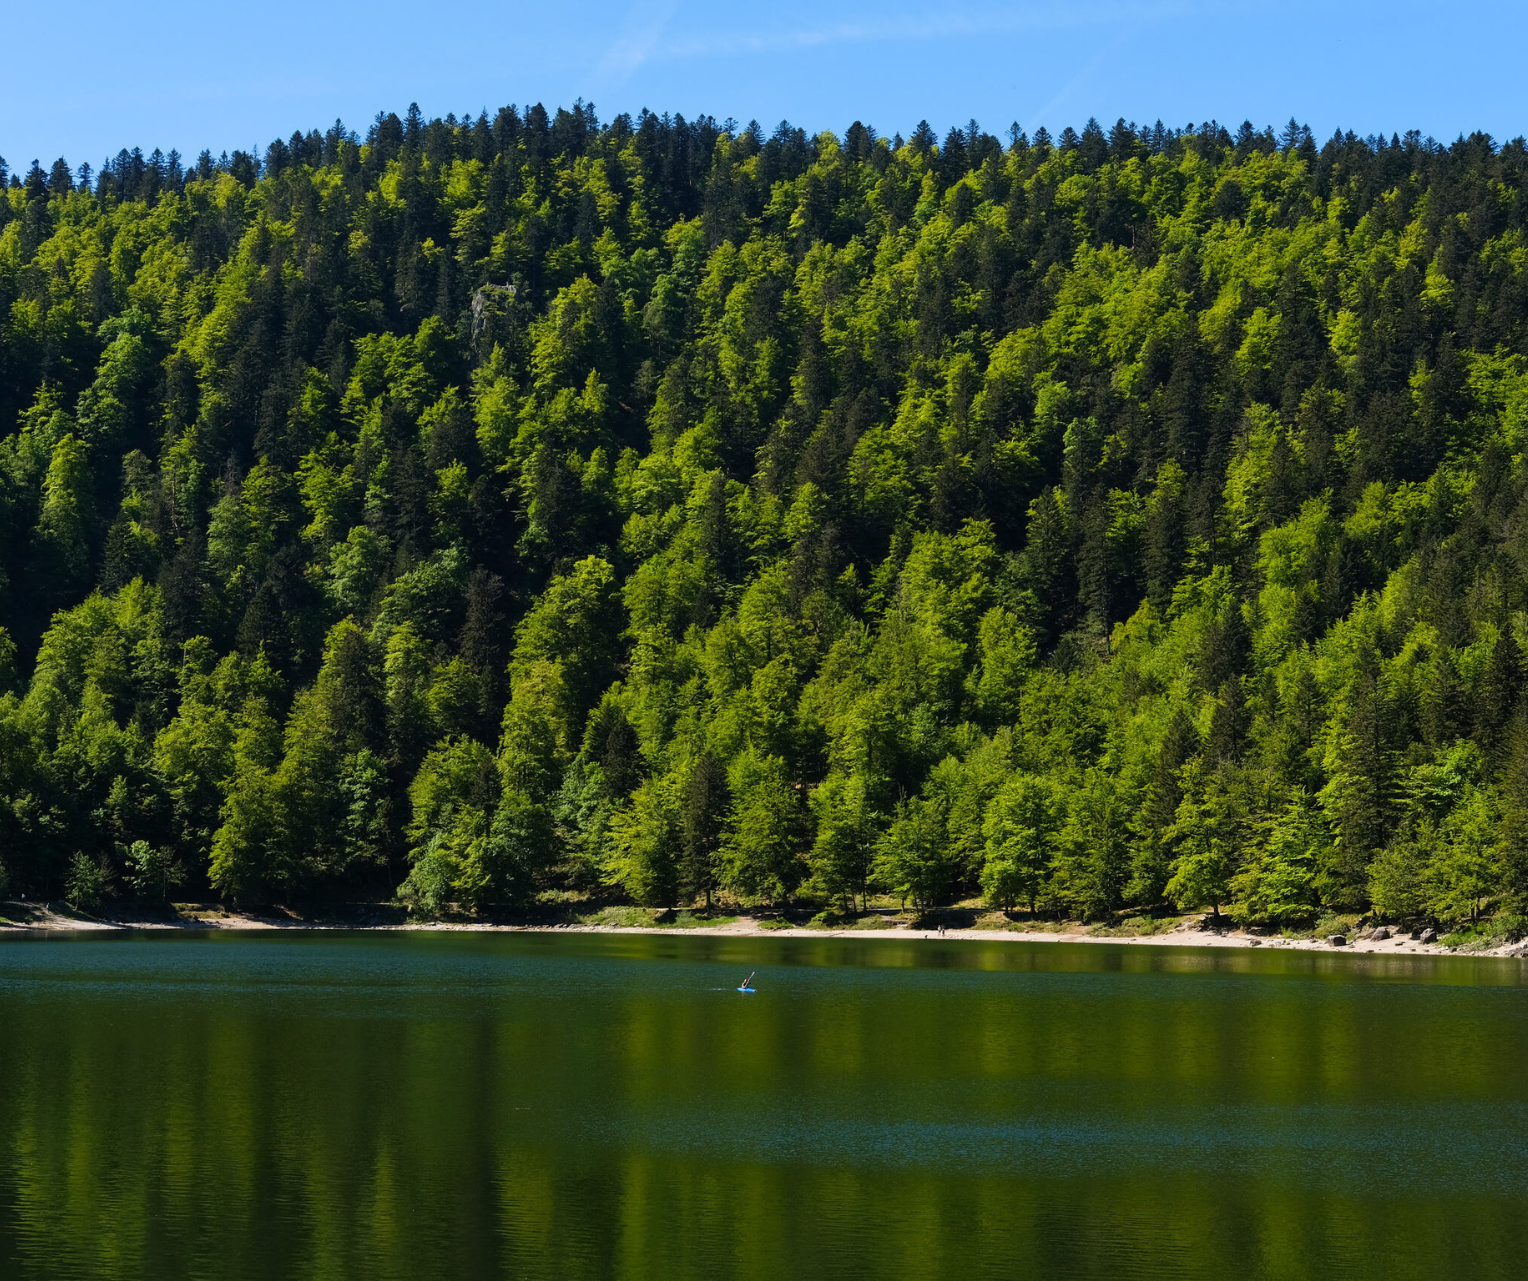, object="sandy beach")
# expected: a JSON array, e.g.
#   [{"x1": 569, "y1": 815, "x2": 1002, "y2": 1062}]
[{"x1": 3, "y1": 901, "x2": 1522, "y2": 958}]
